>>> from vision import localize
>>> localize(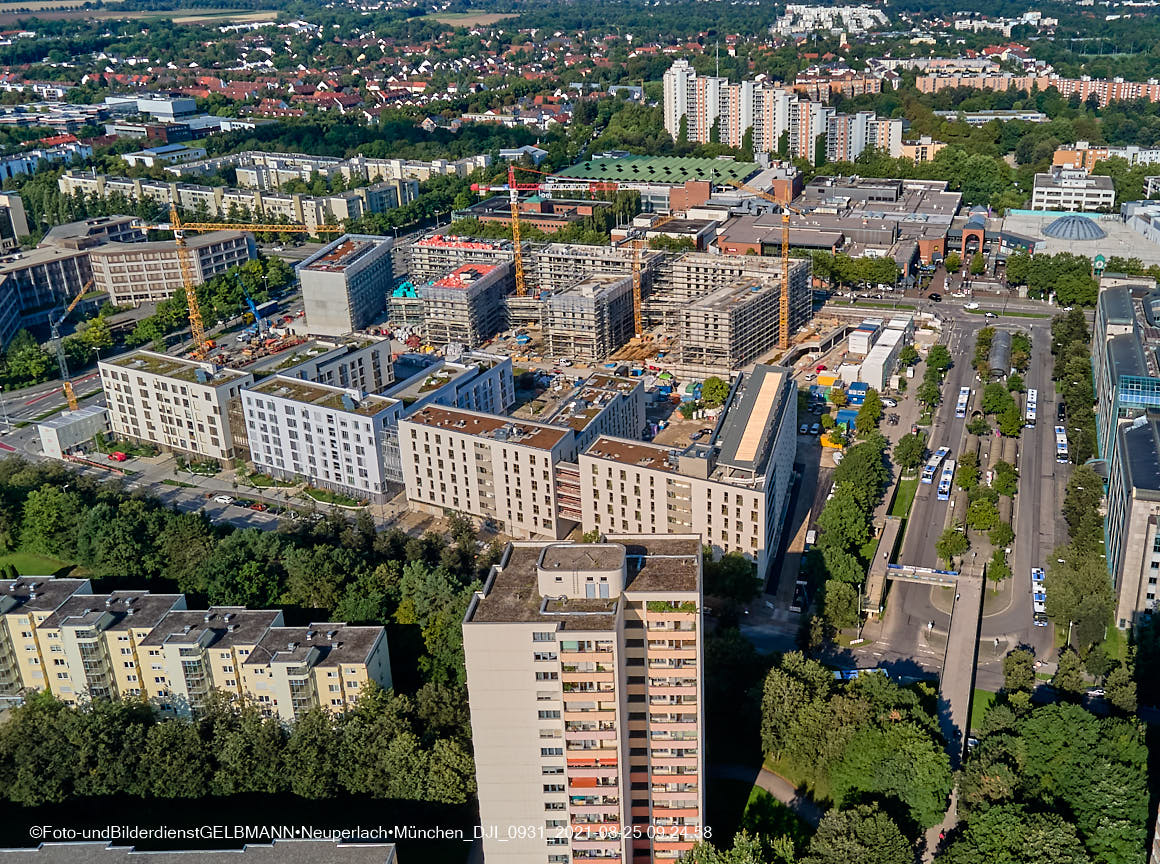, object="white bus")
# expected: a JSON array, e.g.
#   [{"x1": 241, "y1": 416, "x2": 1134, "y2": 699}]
[
  {"x1": 921, "y1": 446, "x2": 952, "y2": 484},
  {"x1": 937, "y1": 459, "x2": 956, "y2": 501},
  {"x1": 1025, "y1": 388, "x2": 1038, "y2": 428},
  {"x1": 1055, "y1": 426, "x2": 1069, "y2": 463},
  {"x1": 955, "y1": 386, "x2": 971, "y2": 418}
]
